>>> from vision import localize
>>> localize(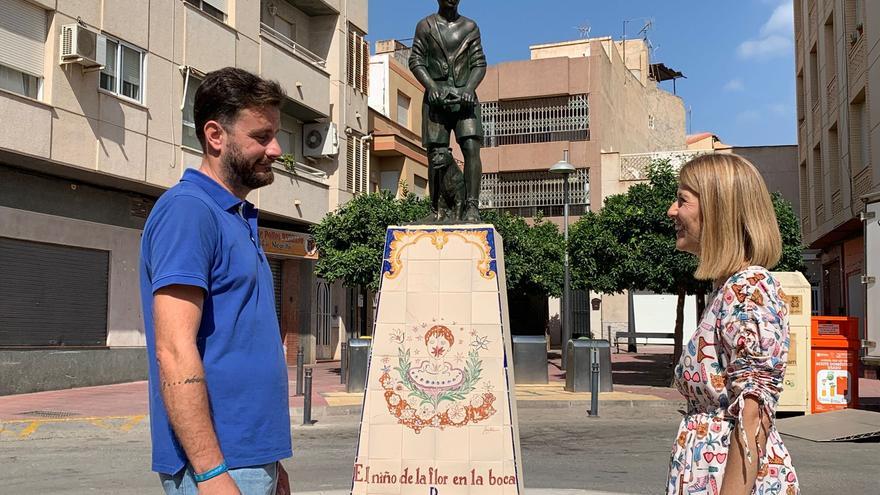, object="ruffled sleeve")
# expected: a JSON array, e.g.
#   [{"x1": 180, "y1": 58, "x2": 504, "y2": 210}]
[{"x1": 719, "y1": 270, "x2": 788, "y2": 463}]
